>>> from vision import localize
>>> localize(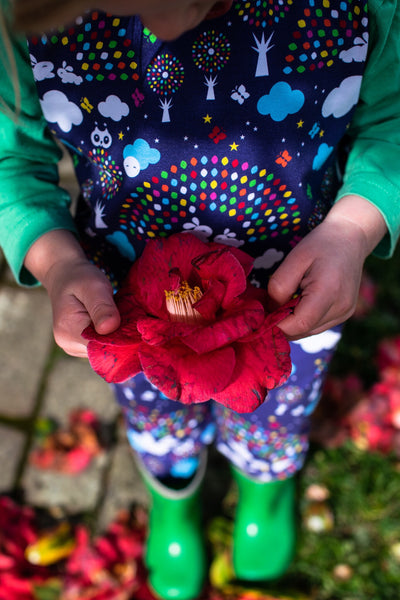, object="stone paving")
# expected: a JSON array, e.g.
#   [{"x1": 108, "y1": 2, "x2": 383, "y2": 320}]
[{"x1": 0, "y1": 153, "x2": 148, "y2": 533}]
